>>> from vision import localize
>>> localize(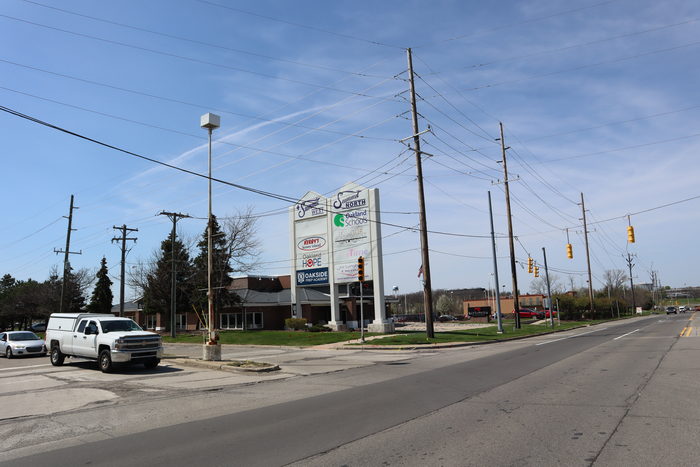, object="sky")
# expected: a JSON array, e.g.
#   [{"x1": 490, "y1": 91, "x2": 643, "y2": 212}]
[{"x1": 1, "y1": 0, "x2": 699, "y2": 302}]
